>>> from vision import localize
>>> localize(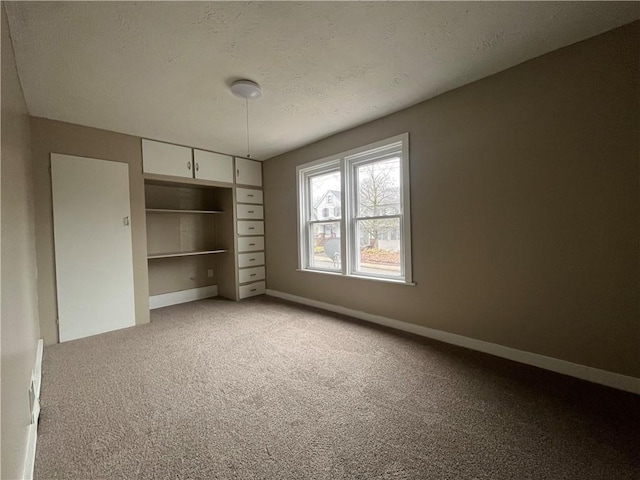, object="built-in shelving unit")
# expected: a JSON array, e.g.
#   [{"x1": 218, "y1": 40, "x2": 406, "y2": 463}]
[
  {"x1": 146, "y1": 208, "x2": 224, "y2": 214},
  {"x1": 147, "y1": 249, "x2": 228, "y2": 260},
  {"x1": 141, "y1": 138, "x2": 265, "y2": 307},
  {"x1": 144, "y1": 178, "x2": 236, "y2": 305}
]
